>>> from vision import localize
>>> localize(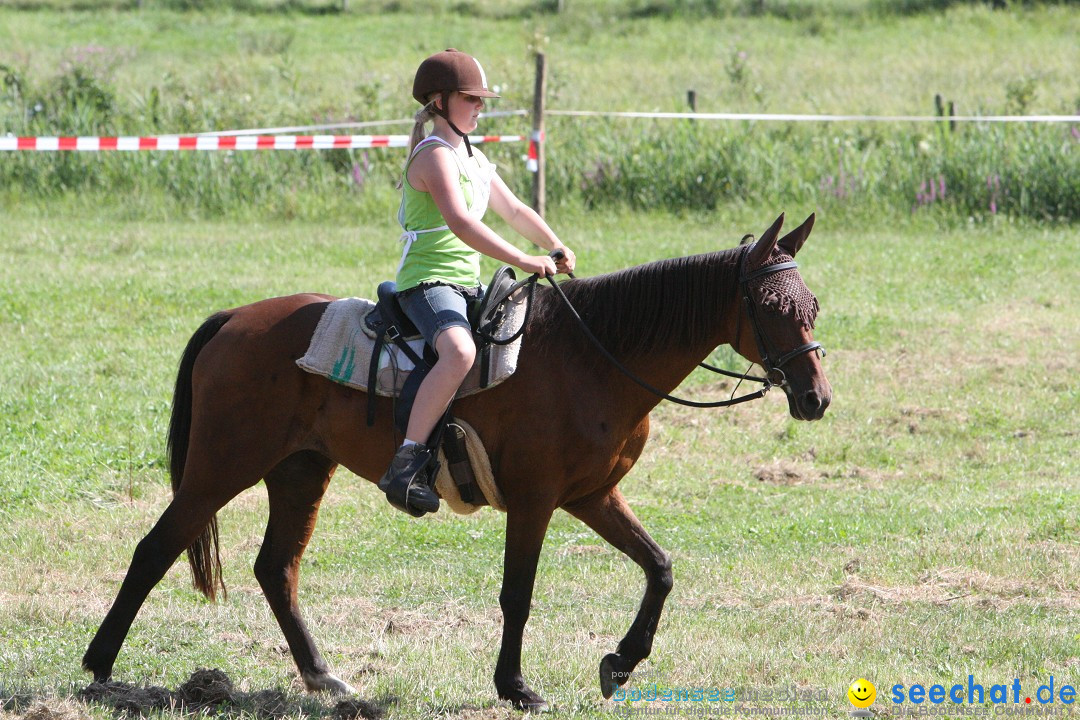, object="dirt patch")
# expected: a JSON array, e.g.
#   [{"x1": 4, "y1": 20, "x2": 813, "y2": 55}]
[
  {"x1": 752, "y1": 459, "x2": 821, "y2": 486},
  {"x1": 891, "y1": 405, "x2": 968, "y2": 436},
  {"x1": 332, "y1": 698, "x2": 384, "y2": 720},
  {"x1": 66, "y1": 669, "x2": 383, "y2": 719}
]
